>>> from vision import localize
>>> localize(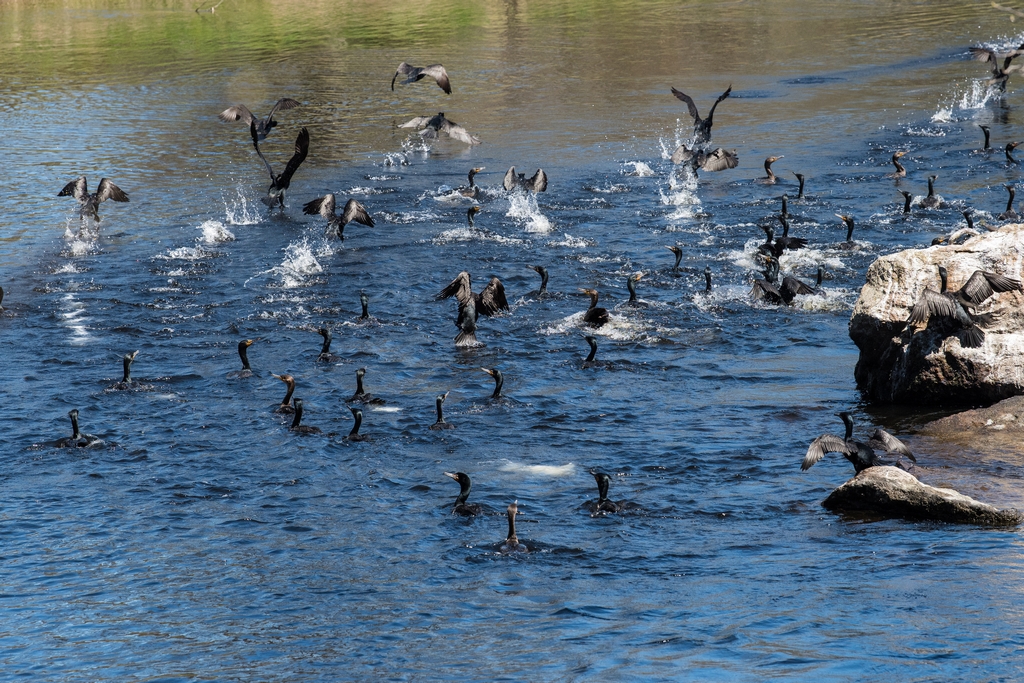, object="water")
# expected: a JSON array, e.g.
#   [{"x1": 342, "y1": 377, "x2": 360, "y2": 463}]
[{"x1": 3, "y1": 1, "x2": 1024, "y2": 679}]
